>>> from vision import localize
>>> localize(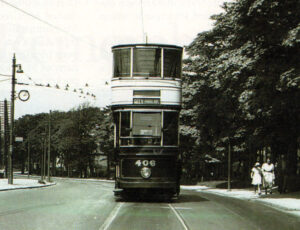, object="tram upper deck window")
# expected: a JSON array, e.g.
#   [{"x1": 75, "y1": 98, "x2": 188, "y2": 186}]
[
  {"x1": 133, "y1": 48, "x2": 161, "y2": 77},
  {"x1": 113, "y1": 49, "x2": 131, "y2": 78},
  {"x1": 163, "y1": 49, "x2": 182, "y2": 78}
]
